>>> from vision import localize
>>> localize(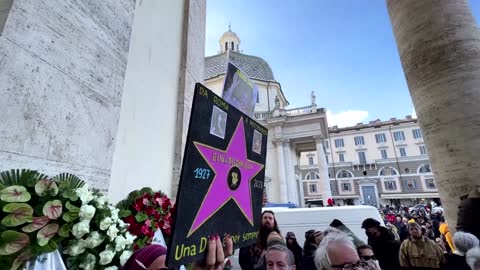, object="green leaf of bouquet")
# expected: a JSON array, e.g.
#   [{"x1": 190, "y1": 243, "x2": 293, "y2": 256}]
[
  {"x1": 65, "y1": 201, "x2": 80, "y2": 212},
  {"x1": 34, "y1": 179, "x2": 59, "y2": 197},
  {"x1": 21, "y1": 216, "x2": 50, "y2": 233},
  {"x1": 1, "y1": 203, "x2": 34, "y2": 227},
  {"x1": 135, "y1": 212, "x2": 148, "y2": 223},
  {"x1": 58, "y1": 223, "x2": 70, "y2": 237},
  {"x1": 119, "y1": 209, "x2": 132, "y2": 218},
  {"x1": 10, "y1": 249, "x2": 32, "y2": 270},
  {"x1": 42, "y1": 200, "x2": 63, "y2": 219},
  {"x1": 37, "y1": 224, "x2": 59, "y2": 246},
  {"x1": 0, "y1": 230, "x2": 30, "y2": 255},
  {"x1": 62, "y1": 190, "x2": 79, "y2": 201},
  {"x1": 63, "y1": 211, "x2": 79, "y2": 222},
  {"x1": 0, "y1": 186, "x2": 31, "y2": 203},
  {"x1": 0, "y1": 169, "x2": 47, "y2": 188}
]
